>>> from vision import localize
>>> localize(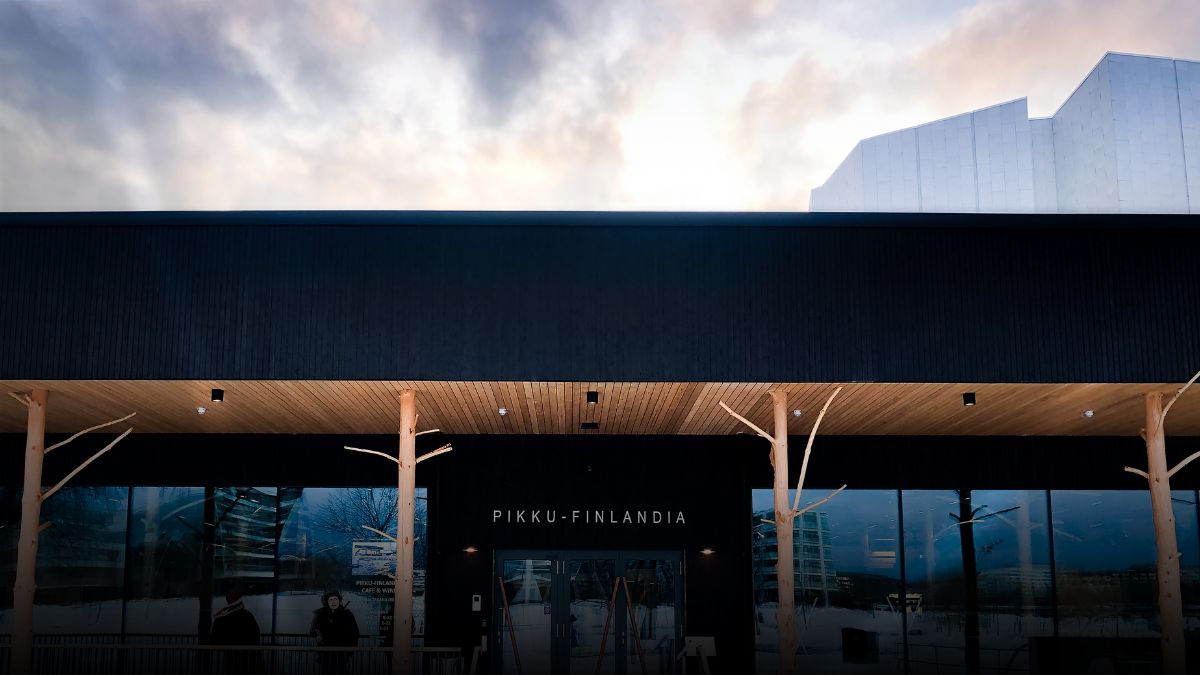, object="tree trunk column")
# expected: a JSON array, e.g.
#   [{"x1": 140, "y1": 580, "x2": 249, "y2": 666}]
[
  {"x1": 12, "y1": 389, "x2": 48, "y2": 675},
  {"x1": 394, "y1": 390, "x2": 417, "y2": 675},
  {"x1": 1146, "y1": 392, "x2": 1186, "y2": 675},
  {"x1": 771, "y1": 390, "x2": 796, "y2": 675}
]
